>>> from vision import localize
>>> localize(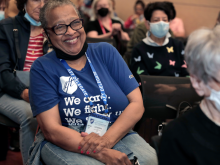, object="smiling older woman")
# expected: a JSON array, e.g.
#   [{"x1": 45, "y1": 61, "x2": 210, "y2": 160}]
[{"x1": 27, "y1": 0, "x2": 158, "y2": 165}]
